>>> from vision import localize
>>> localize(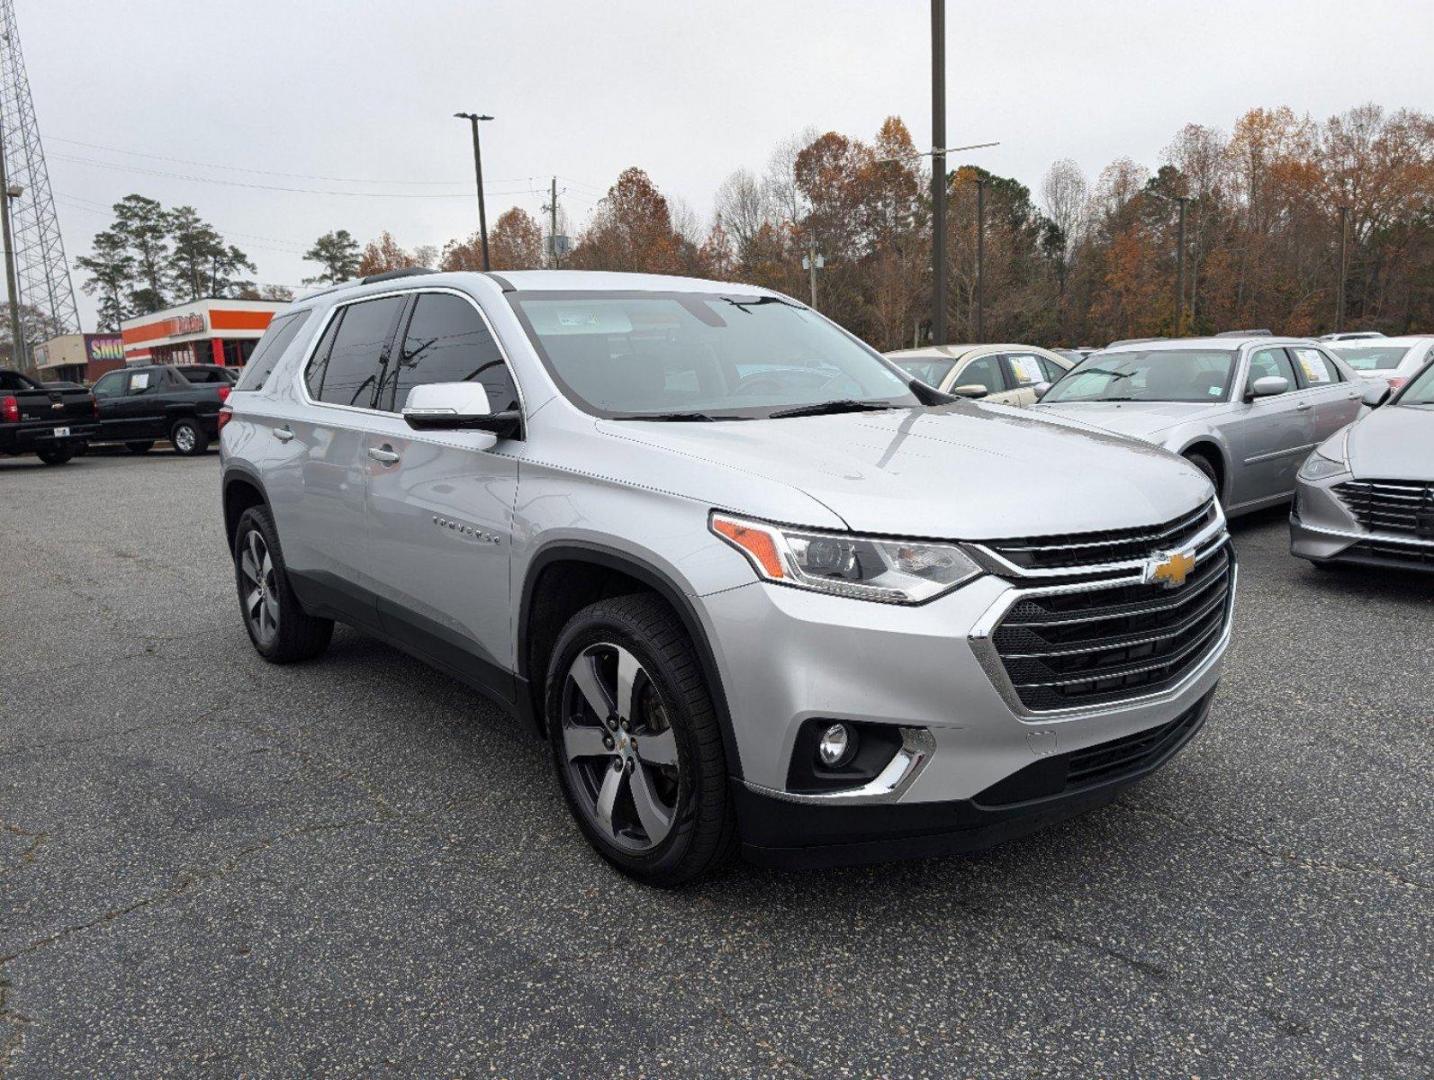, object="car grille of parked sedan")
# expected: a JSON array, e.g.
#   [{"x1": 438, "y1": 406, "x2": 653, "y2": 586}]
[
  {"x1": 983, "y1": 499, "x2": 1217, "y2": 570},
  {"x1": 991, "y1": 545, "x2": 1234, "y2": 711},
  {"x1": 1335, "y1": 479, "x2": 1434, "y2": 541}
]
